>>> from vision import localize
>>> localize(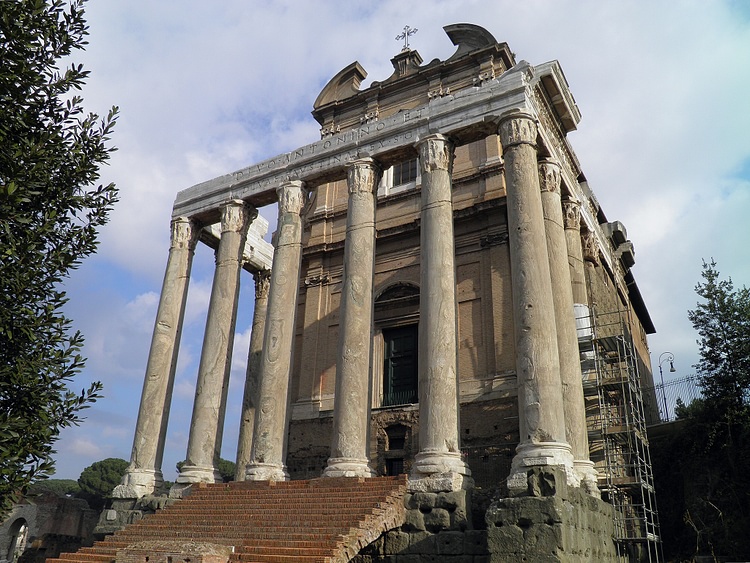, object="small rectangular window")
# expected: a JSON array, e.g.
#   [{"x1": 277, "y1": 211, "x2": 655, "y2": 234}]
[{"x1": 393, "y1": 158, "x2": 418, "y2": 186}]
